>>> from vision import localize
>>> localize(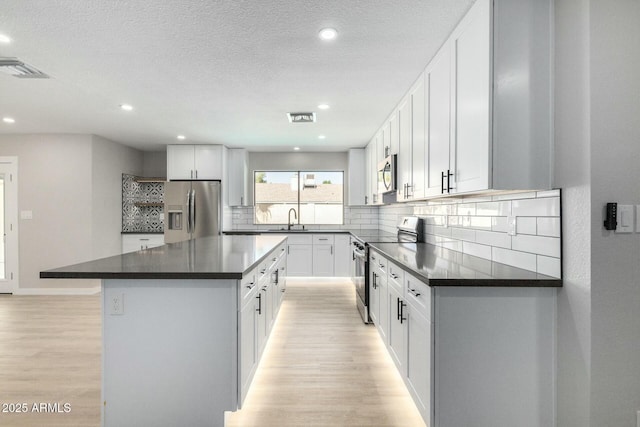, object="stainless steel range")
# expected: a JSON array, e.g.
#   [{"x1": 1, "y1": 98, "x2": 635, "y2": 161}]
[{"x1": 352, "y1": 216, "x2": 423, "y2": 323}]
